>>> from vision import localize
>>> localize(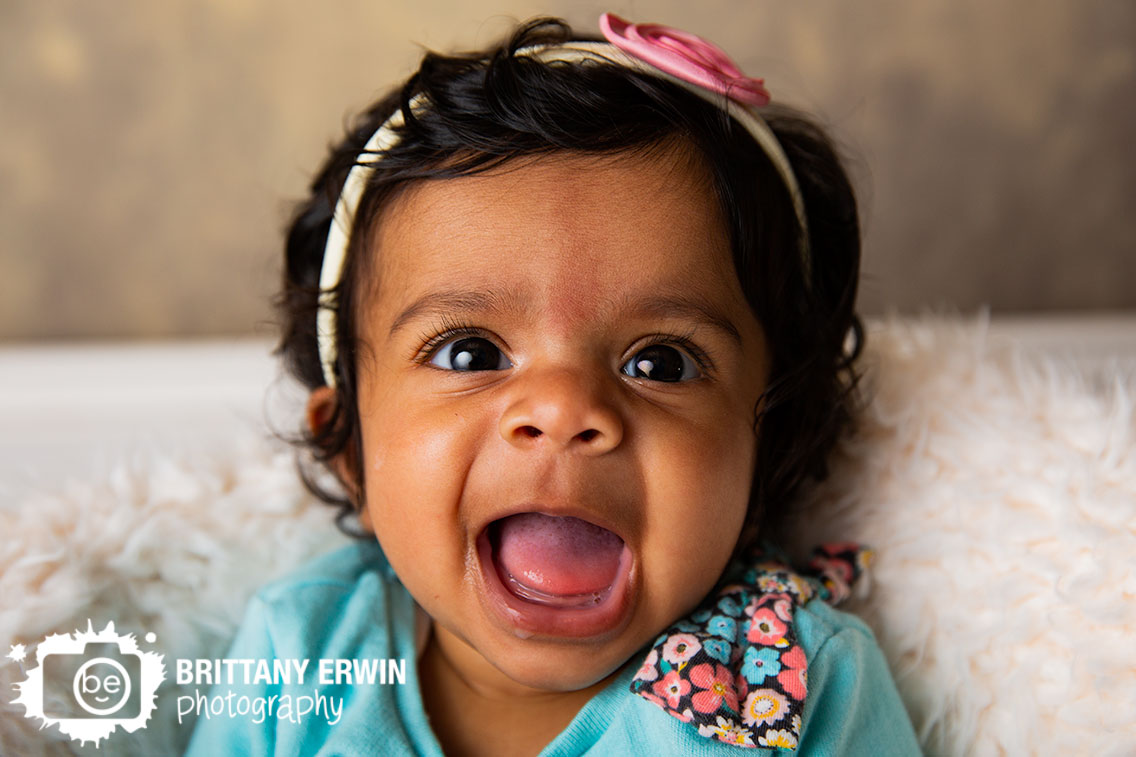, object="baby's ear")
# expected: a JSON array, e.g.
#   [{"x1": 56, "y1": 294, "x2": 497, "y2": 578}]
[
  {"x1": 305, "y1": 385, "x2": 338, "y2": 436},
  {"x1": 306, "y1": 387, "x2": 362, "y2": 507}
]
